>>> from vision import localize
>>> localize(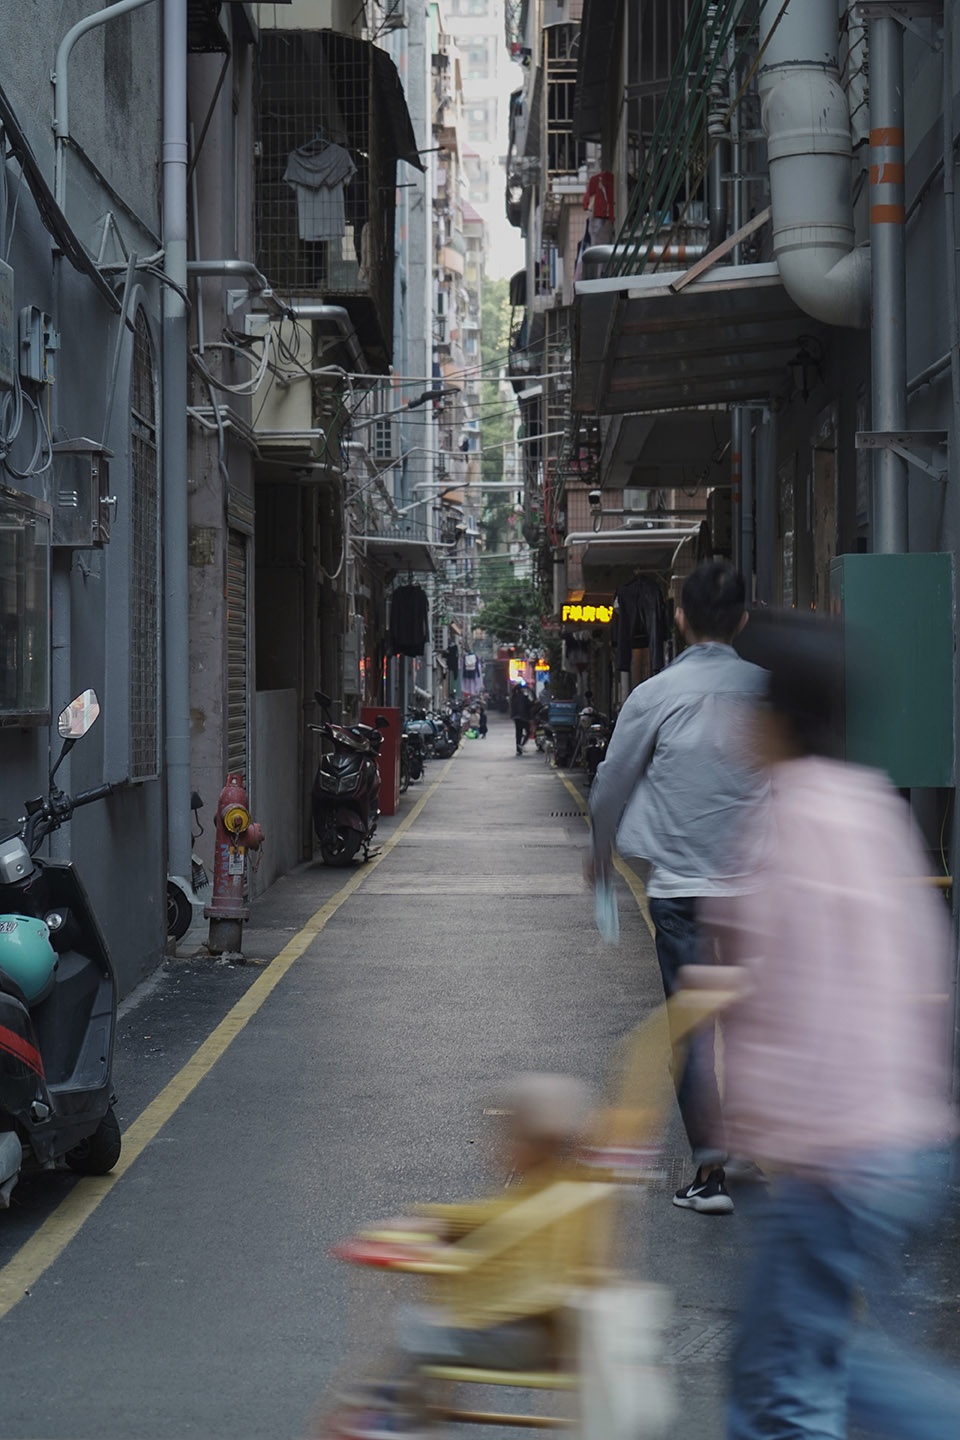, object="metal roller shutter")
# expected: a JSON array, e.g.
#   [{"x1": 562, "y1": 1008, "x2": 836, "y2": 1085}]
[{"x1": 226, "y1": 529, "x2": 248, "y2": 781}]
